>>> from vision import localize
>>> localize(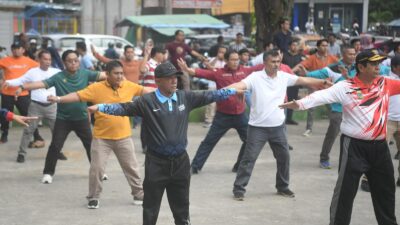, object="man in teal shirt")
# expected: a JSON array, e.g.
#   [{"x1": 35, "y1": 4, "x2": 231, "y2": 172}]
[{"x1": 21, "y1": 50, "x2": 106, "y2": 184}]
